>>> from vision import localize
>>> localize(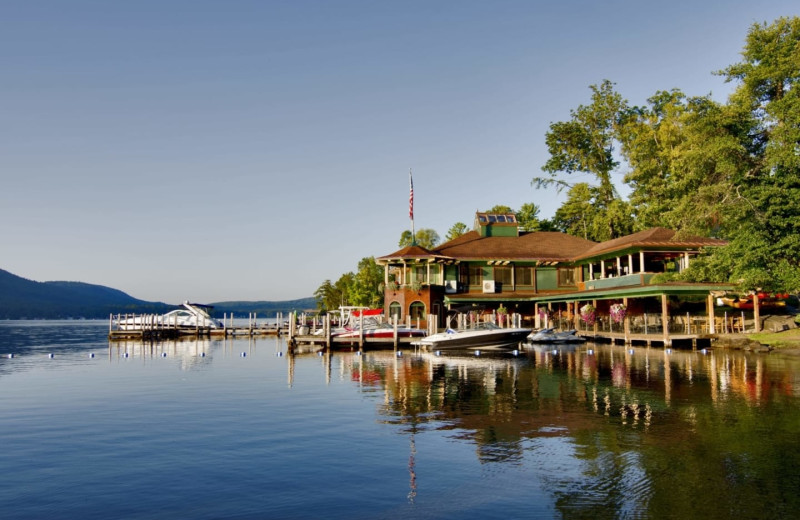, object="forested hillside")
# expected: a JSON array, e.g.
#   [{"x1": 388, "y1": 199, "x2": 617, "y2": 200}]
[
  {"x1": 0, "y1": 269, "x2": 314, "y2": 319},
  {"x1": 0, "y1": 269, "x2": 169, "y2": 319}
]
